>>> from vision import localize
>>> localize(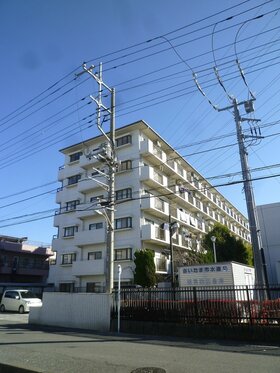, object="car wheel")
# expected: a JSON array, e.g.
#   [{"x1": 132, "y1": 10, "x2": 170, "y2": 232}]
[
  {"x1": 0, "y1": 304, "x2": 5, "y2": 312},
  {"x1": 19, "y1": 305, "x2": 25, "y2": 314}
]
